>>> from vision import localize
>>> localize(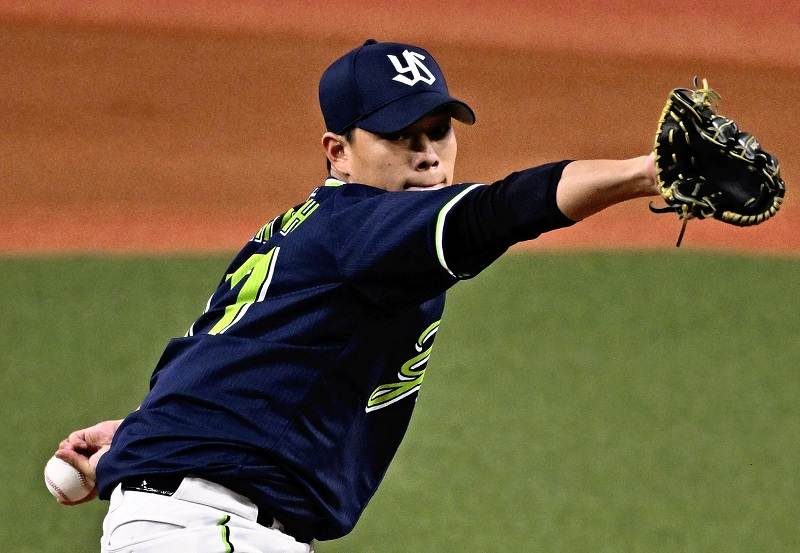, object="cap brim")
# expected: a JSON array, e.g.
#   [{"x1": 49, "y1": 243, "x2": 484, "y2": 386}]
[{"x1": 355, "y1": 92, "x2": 476, "y2": 134}]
